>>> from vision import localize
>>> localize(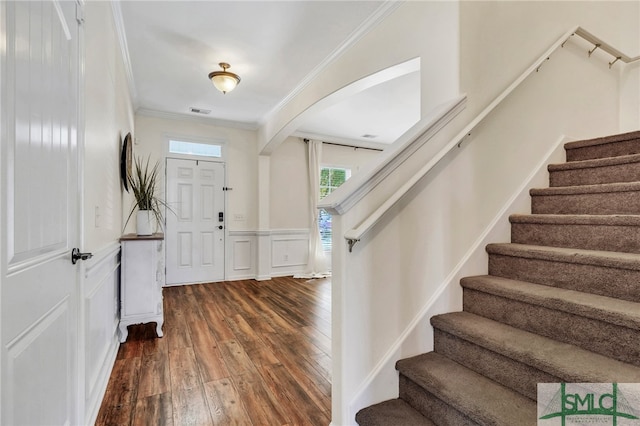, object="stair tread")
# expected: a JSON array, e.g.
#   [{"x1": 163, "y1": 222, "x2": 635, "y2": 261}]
[
  {"x1": 359, "y1": 130, "x2": 640, "y2": 424},
  {"x1": 397, "y1": 352, "x2": 536, "y2": 424},
  {"x1": 530, "y1": 180, "x2": 640, "y2": 195},
  {"x1": 461, "y1": 275, "x2": 640, "y2": 330},
  {"x1": 431, "y1": 311, "x2": 640, "y2": 382},
  {"x1": 486, "y1": 242, "x2": 640, "y2": 270},
  {"x1": 549, "y1": 152, "x2": 640, "y2": 171},
  {"x1": 509, "y1": 213, "x2": 640, "y2": 226},
  {"x1": 355, "y1": 399, "x2": 435, "y2": 426},
  {"x1": 564, "y1": 130, "x2": 640, "y2": 151}
]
